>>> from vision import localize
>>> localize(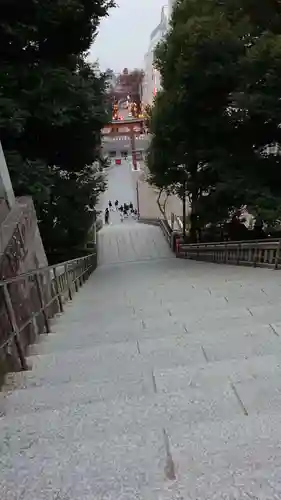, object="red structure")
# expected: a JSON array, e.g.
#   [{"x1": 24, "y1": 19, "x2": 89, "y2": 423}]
[{"x1": 102, "y1": 118, "x2": 145, "y2": 170}]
